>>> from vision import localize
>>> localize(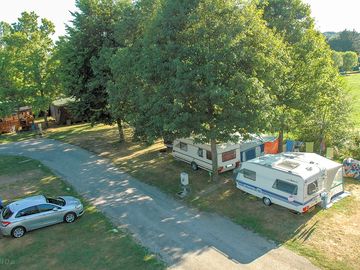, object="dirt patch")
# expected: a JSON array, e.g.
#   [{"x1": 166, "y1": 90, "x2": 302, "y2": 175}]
[{"x1": 0, "y1": 169, "x2": 45, "y2": 185}]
